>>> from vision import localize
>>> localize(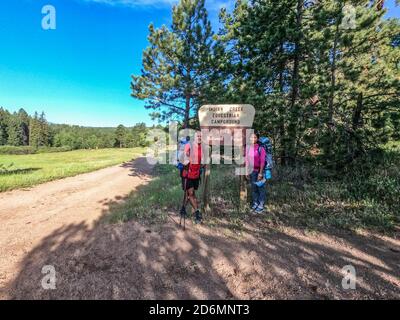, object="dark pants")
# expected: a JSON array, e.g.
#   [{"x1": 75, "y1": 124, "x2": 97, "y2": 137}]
[
  {"x1": 181, "y1": 177, "x2": 200, "y2": 190},
  {"x1": 250, "y1": 171, "x2": 266, "y2": 208}
]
